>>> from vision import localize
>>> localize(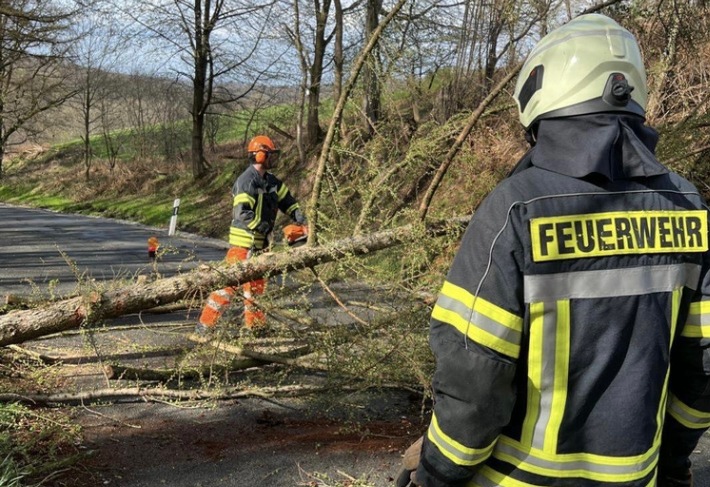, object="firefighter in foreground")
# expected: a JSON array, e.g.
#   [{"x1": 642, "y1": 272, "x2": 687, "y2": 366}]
[
  {"x1": 195, "y1": 135, "x2": 307, "y2": 335},
  {"x1": 398, "y1": 14, "x2": 710, "y2": 487}
]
